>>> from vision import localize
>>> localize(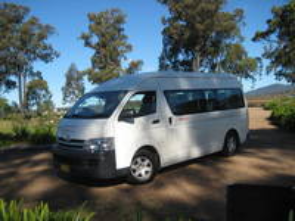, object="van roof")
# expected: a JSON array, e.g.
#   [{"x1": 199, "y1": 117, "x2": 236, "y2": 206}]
[{"x1": 91, "y1": 71, "x2": 240, "y2": 92}]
